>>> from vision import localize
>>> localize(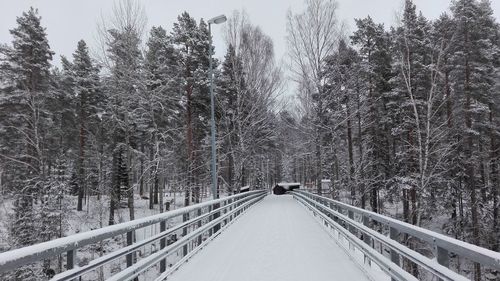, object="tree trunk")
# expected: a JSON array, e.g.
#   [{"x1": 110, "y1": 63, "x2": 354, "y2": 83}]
[
  {"x1": 126, "y1": 122, "x2": 135, "y2": 222},
  {"x1": 357, "y1": 87, "x2": 365, "y2": 209},
  {"x1": 464, "y1": 31, "x2": 481, "y2": 279},
  {"x1": 410, "y1": 188, "x2": 417, "y2": 225},
  {"x1": 77, "y1": 107, "x2": 85, "y2": 211},
  {"x1": 109, "y1": 148, "x2": 119, "y2": 225},
  {"x1": 346, "y1": 95, "x2": 355, "y2": 204},
  {"x1": 185, "y1": 56, "x2": 193, "y2": 207},
  {"x1": 479, "y1": 141, "x2": 487, "y2": 202},
  {"x1": 159, "y1": 174, "x2": 164, "y2": 213},
  {"x1": 149, "y1": 145, "x2": 154, "y2": 210},
  {"x1": 490, "y1": 104, "x2": 499, "y2": 251},
  {"x1": 315, "y1": 120, "x2": 323, "y2": 196},
  {"x1": 228, "y1": 153, "x2": 234, "y2": 194},
  {"x1": 139, "y1": 137, "x2": 144, "y2": 197},
  {"x1": 403, "y1": 189, "x2": 410, "y2": 223},
  {"x1": 154, "y1": 172, "x2": 159, "y2": 205}
]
